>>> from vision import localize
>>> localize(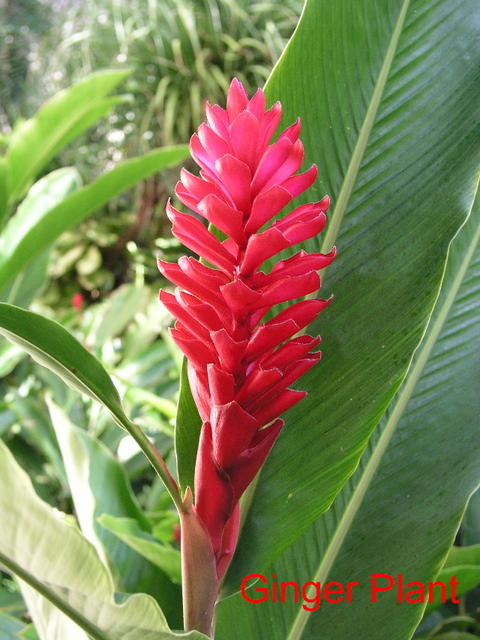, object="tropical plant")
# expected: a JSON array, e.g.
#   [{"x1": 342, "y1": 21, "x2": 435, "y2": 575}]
[{"x1": 0, "y1": 0, "x2": 479, "y2": 639}]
